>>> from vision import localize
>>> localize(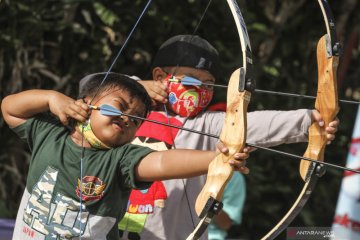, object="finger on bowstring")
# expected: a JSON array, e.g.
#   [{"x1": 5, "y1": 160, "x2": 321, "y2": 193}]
[
  {"x1": 75, "y1": 99, "x2": 90, "y2": 111},
  {"x1": 58, "y1": 113, "x2": 69, "y2": 126},
  {"x1": 150, "y1": 91, "x2": 168, "y2": 104},
  {"x1": 66, "y1": 108, "x2": 88, "y2": 123},
  {"x1": 150, "y1": 99, "x2": 158, "y2": 108},
  {"x1": 71, "y1": 102, "x2": 90, "y2": 118},
  {"x1": 150, "y1": 86, "x2": 168, "y2": 103}
]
